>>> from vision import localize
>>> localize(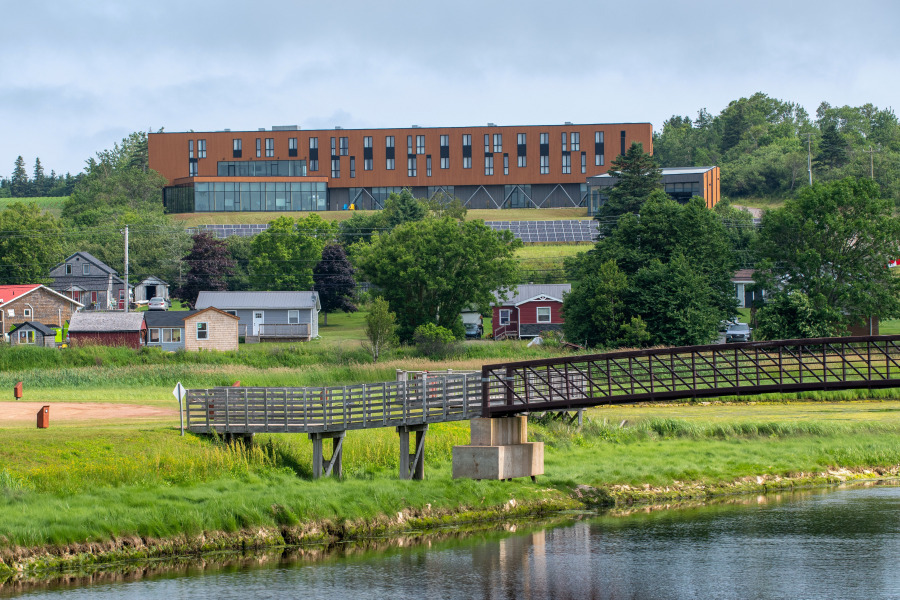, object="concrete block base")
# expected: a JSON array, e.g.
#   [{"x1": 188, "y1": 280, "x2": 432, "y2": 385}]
[
  {"x1": 452, "y1": 416, "x2": 544, "y2": 480},
  {"x1": 452, "y1": 441, "x2": 544, "y2": 480}
]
